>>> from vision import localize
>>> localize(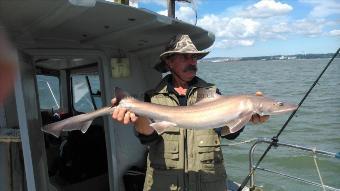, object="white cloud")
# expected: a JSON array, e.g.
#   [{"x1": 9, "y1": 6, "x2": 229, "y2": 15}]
[
  {"x1": 271, "y1": 22, "x2": 290, "y2": 33},
  {"x1": 329, "y1": 29, "x2": 340, "y2": 36},
  {"x1": 176, "y1": 6, "x2": 196, "y2": 24},
  {"x1": 241, "y1": 0, "x2": 293, "y2": 18},
  {"x1": 197, "y1": 16, "x2": 260, "y2": 38},
  {"x1": 158, "y1": 5, "x2": 196, "y2": 24},
  {"x1": 192, "y1": 1, "x2": 295, "y2": 48},
  {"x1": 292, "y1": 19, "x2": 325, "y2": 36},
  {"x1": 129, "y1": 0, "x2": 139, "y2": 7},
  {"x1": 215, "y1": 39, "x2": 255, "y2": 48},
  {"x1": 299, "y1": 0, "x2": 340, "y2": 18},
  {"x1": 258, "y1": 23, "x2": 289, "y2": 40},
  {"x1": 143, "y1": 0, "x2": 338, "y2": 49},
  {"x1": 157, "y1": 9, "x2": 167, "y2": 16},
  {"x1": 228, "y1": 18, "x2": 261, "y2": 38},
  {"x1": 197, "y1": 15, "x2": 260, "y2": 48}
]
